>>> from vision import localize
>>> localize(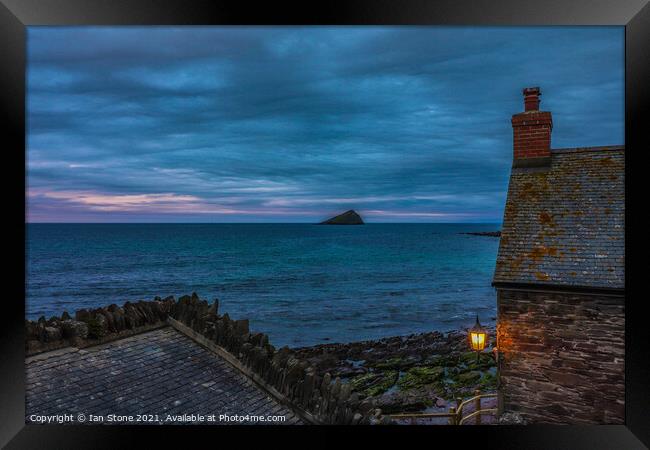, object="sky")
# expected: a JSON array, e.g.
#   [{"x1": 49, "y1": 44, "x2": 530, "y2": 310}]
[{"x1": 26, "y1": 26, "x2": 624, "y2": 223}]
